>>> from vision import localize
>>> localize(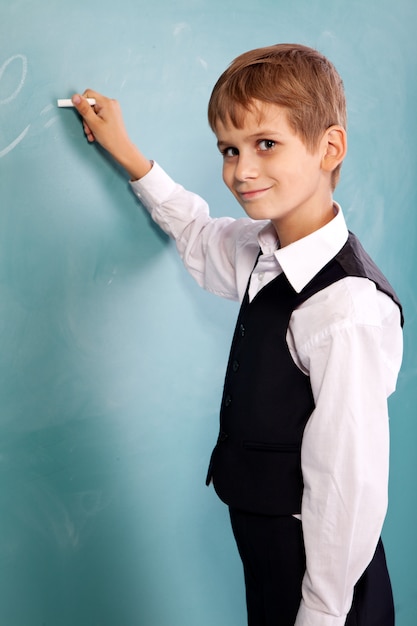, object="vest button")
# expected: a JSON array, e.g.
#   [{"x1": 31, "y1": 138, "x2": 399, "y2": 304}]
[
  {"x1": 224, "y1": 394, "x2": 232, "y2": 407},
  {"x1": 232, "y1": 360, "x2": 239, "y2": 372},
  {"x1": 219, "y1": 431, "x2": 228, "y2": 442},
  {"x1": 239, "y1": 323, "x2": 245, "y2": 336}
]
